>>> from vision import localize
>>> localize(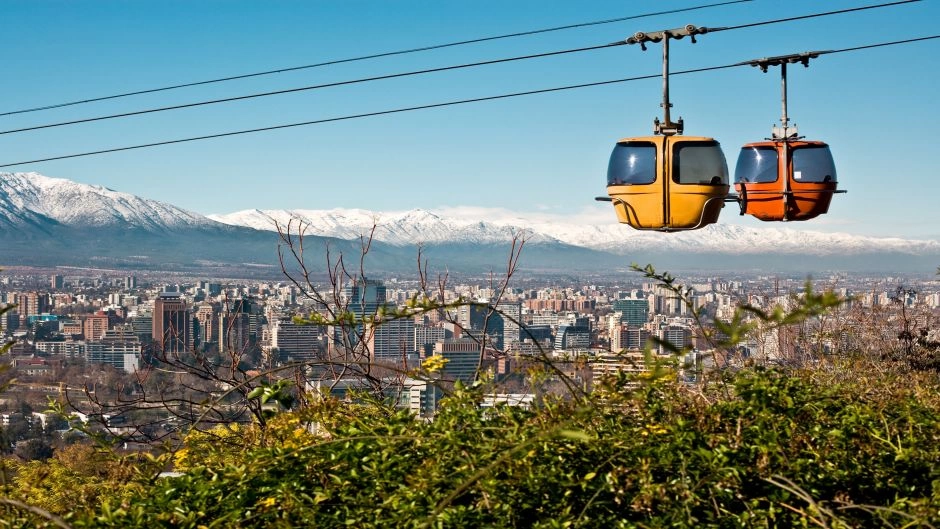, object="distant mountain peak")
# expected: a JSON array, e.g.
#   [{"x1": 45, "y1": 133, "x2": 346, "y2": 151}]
[{"x1": 0, "y1": 171, "x2": 219, "y2": 232}]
